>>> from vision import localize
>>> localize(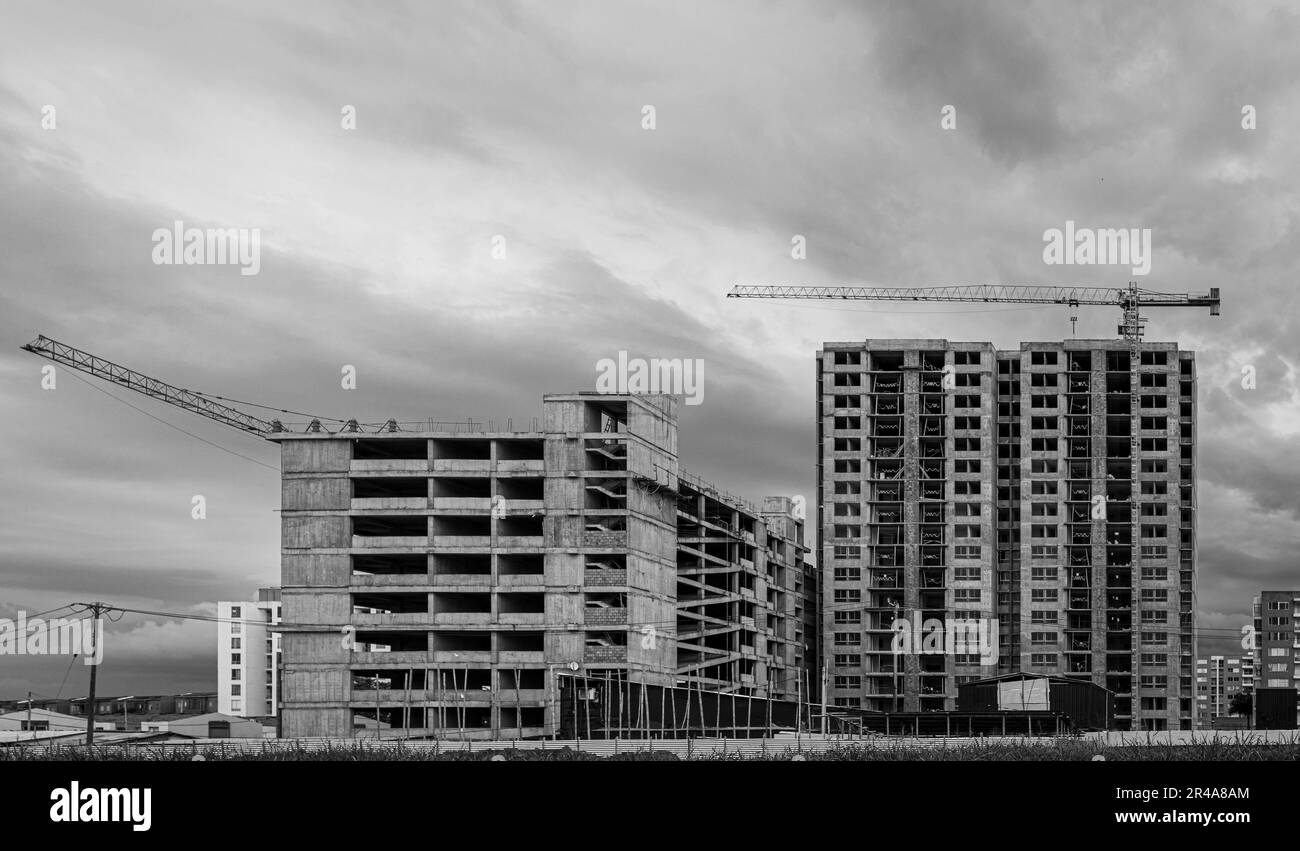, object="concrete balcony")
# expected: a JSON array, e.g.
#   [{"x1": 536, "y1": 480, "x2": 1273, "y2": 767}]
[
  {"x1": 498, "y1": 612, "x2": 547, "y2": 626},
  {"x1": 496, "y1": 460, "x2": 545, "y2": 474},
  {"x1": 498, "y1": 574, "x2": 545, "y2": 588},
  {"x1": 351, "y1": 612, "x2": 431, "y2": 626},
  {"x1": 497, "y1": 535, "x2": 544, "y2": 548},
  {"x1": 352, "y1": 535, "x2": 428, "y2": 548},
  {"x1": 429, "y1": 574, "x2": 492, "y2": 587},
  {"x1": 432, "y1": 459, "x2": 492, "y2": 473},
  {"x1": 351, "y1": 574, "x2": 430, "y2": 587},
  {"x1": 430, "y1": 651, "x2": 492, "y2": 664},
  {"x1": 351, "y1": 459, "x2": 428, "y2": 473},
  {"x1": 428, "y1": 536, "x2": 491, "y2": 549},
  {"x1": 351, "y1": 497, "x2": 428, "y2": 511},
  {"x1": 351, "y1": 651, "x2": 428, "y2": 664},
  {"x1": 421, "y1": 691, "x2": 493, "y2": 705},
  {"x1": 431, "y1": 497, "x2": 491, "y2": 511},
  {"x1": 497, "y1": 650, "x2": 545, "y2": 665},
  {"x1": 433, "y1": 612, "x2": 494, "y2": 625},
  {"x1": 501, "y1": 499, "x2": 545, "y2": 513},
  {"x1": 418, "y1": 688, "x2": 548, "y2": 703},
  {"x1": 351, "y1": 688, "x2": 420, "y2": 702}
]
